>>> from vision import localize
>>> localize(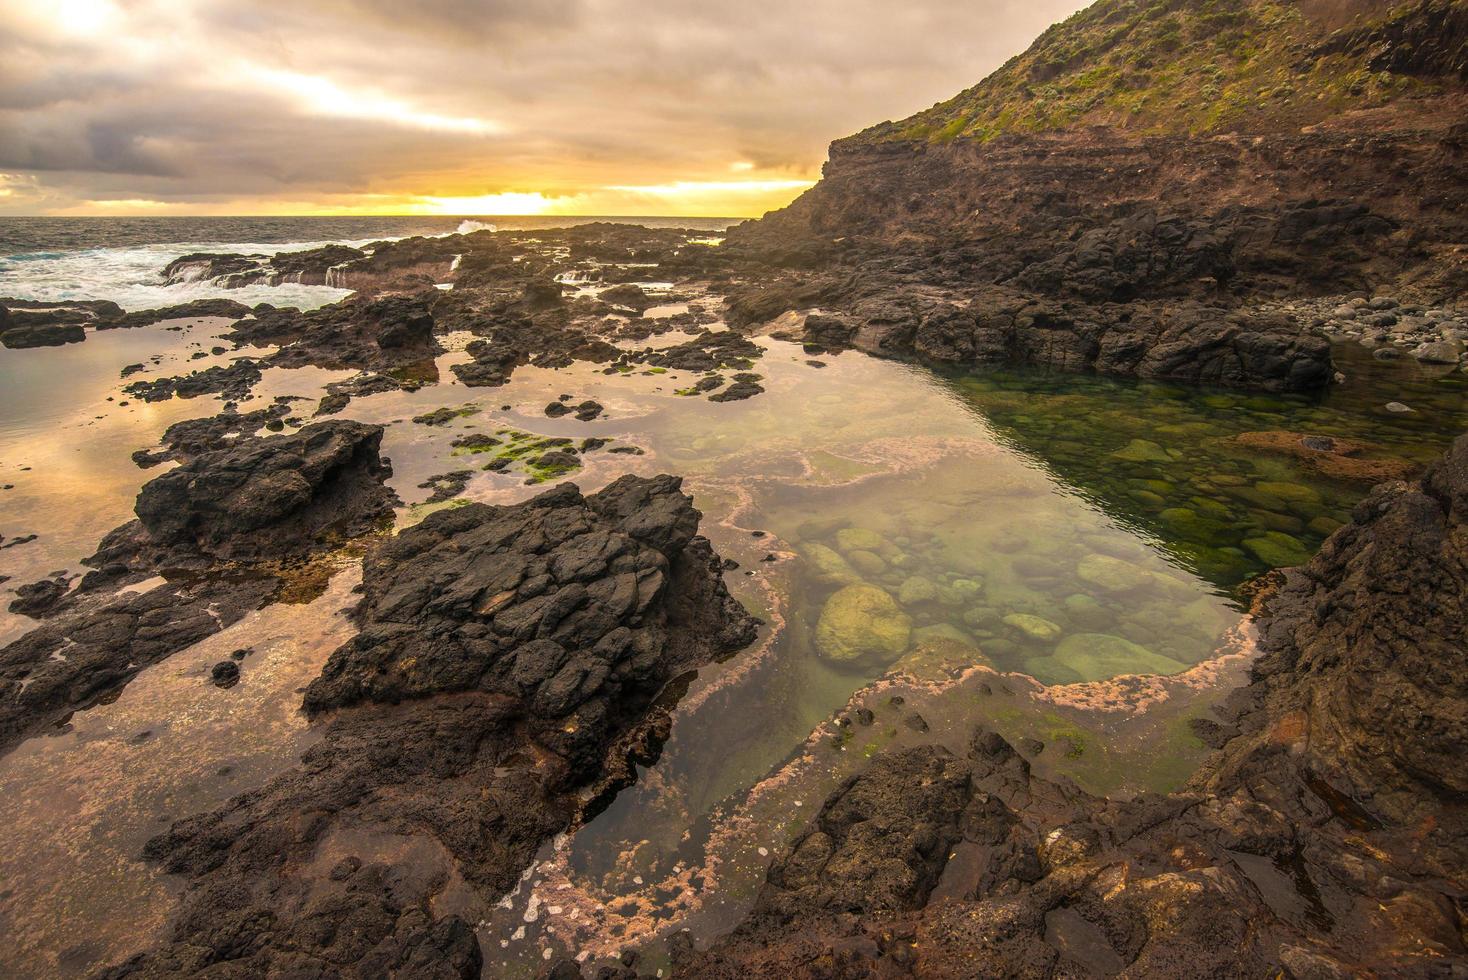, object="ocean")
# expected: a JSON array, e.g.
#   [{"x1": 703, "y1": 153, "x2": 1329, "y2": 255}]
[{"x1": 0, "y1": 215, "x2": 739, "y2": 311}]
